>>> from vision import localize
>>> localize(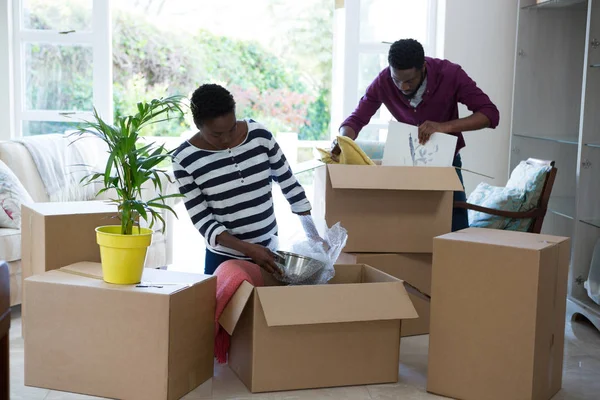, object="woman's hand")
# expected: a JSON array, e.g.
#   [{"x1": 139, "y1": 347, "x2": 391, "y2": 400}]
[
  {"x1": 243, "y1": 243, "x2": 282, "y2": 275},
  {"x1": 216, "y1": 231, "x2": 282, "y2": 275}
]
